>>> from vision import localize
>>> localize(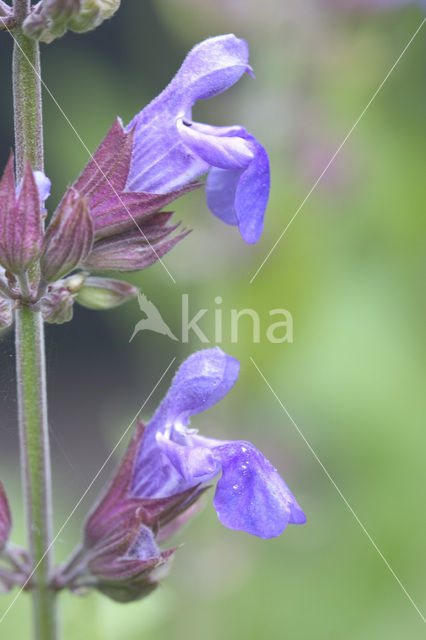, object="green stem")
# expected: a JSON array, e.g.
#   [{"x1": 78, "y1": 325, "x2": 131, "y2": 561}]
[
  {"x1": 12, "y1": 0, "x2": 44, "y2": 179},
  {"x1": 15, "y1": 308, "x2": 57, "y2": 640},
  {"x1": 12, "y1": 2, "x2": 58, "y2": 639}
]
